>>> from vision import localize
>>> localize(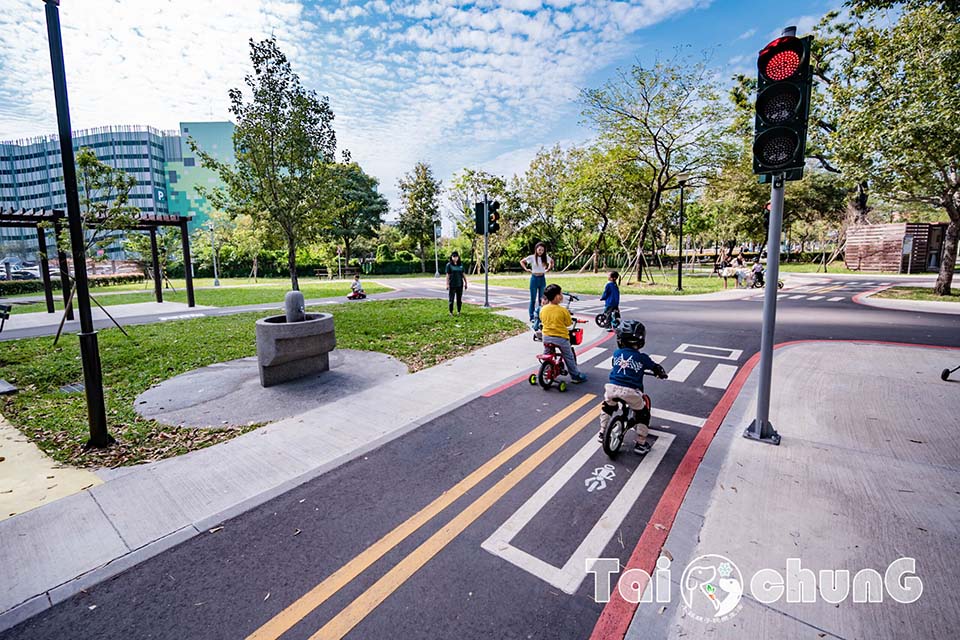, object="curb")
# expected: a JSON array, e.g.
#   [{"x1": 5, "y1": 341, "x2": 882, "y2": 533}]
[{"x1": 853, "y1": 286, "x2": 960, "y2": 315}]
